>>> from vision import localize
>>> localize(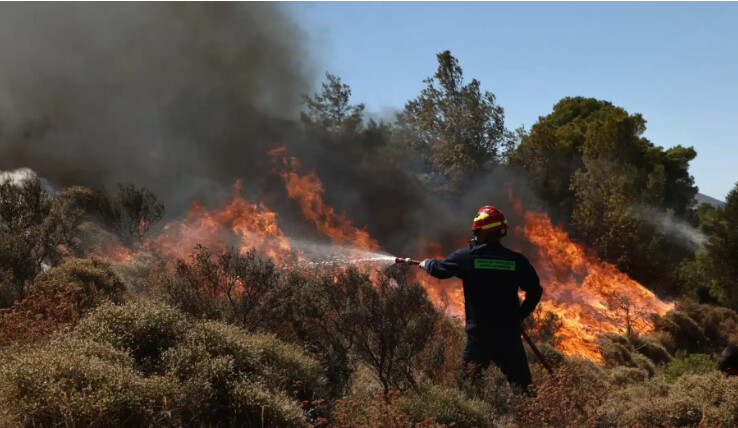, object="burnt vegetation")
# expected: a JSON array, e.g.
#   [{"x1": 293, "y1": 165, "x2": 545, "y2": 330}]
[{"x1": 0, "y1": 4, "x2": 737, "y2": 427}]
